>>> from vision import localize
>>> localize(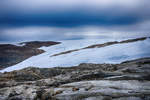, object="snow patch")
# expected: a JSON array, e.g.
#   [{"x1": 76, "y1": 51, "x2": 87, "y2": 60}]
[{"x1": 1, "y1": 38, "x2": 150, "y2": 72}]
